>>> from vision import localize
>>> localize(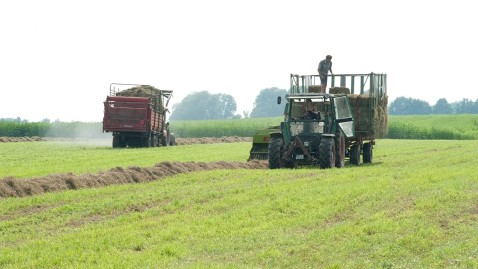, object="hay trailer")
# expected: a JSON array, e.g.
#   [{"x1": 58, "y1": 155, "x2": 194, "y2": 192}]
[
  {"x1": 269, "y1": 72, "x2": 387, "y2": 168},
  {"x1": 103, "y1": 83, "x2": 175, "y2": 148}
]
